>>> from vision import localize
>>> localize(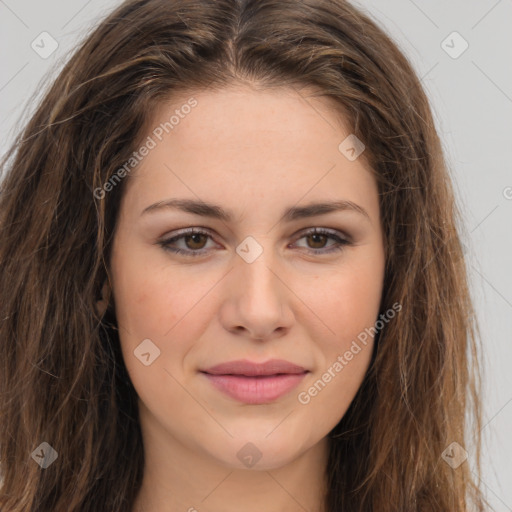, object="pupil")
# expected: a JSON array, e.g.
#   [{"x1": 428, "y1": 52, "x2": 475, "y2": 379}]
[
  {"x1": 309, "y1": 234, "x2": 326, "y2": 248},
  {"x1": 187, "y1": 234, "x2": 205, "y2": 249}
]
